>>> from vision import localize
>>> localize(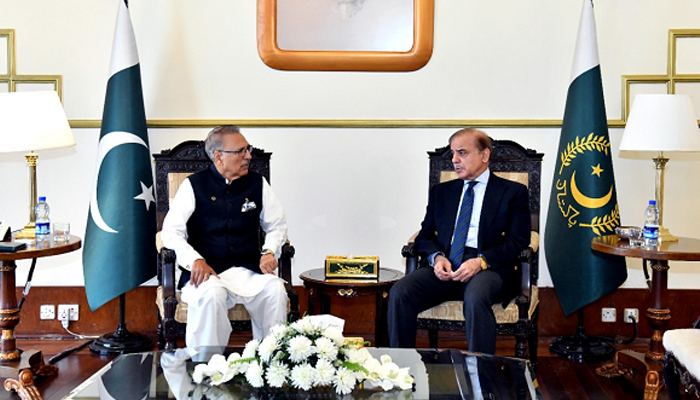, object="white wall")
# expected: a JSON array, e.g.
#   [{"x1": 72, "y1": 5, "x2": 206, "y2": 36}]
[{"x1": 1, "y1": 0, "x2": 700, "y2": 289}]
